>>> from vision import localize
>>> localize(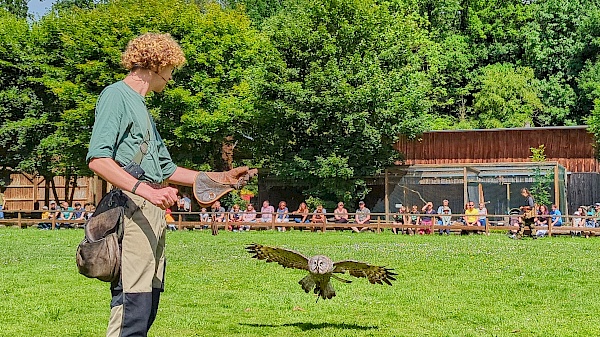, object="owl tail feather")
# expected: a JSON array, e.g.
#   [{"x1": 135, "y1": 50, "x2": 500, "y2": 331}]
[
  {"x1": 299, "y1": 276, "x2": 336, "y2": 301},
  {"x1": 299, "y1": 275, "x2": 316, "y2": 293},
  {"x1": 316, "y1": 281, "x2": 336, "y2": 300}
]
